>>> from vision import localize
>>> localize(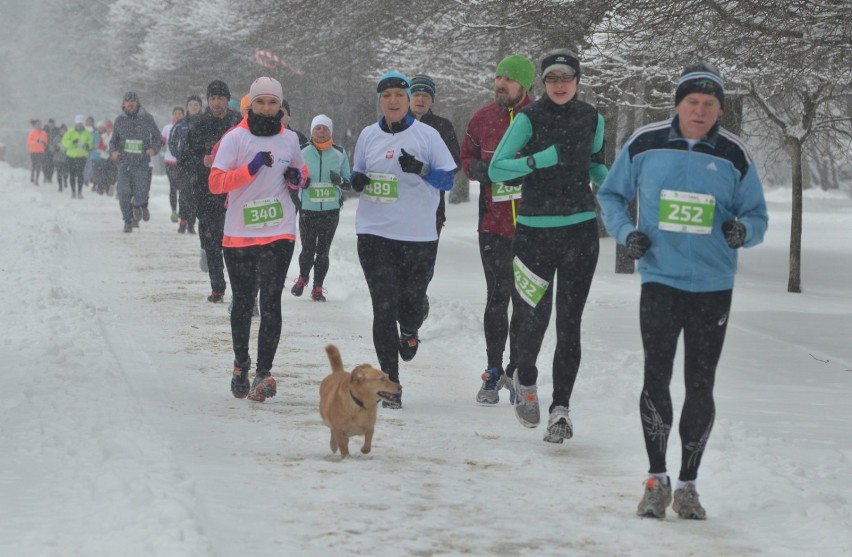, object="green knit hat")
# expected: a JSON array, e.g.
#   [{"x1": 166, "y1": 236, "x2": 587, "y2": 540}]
[{"x1": 495, "y1": 55, "x2": 535, "y2": 91}]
